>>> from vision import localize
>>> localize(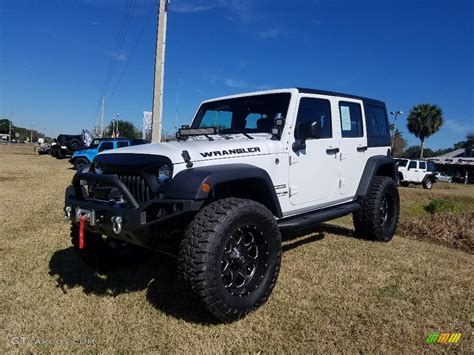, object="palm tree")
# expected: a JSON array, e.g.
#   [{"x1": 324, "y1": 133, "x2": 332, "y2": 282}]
[{"x1": 406, "y1": 104, "x2": 444, "y2": 159}]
